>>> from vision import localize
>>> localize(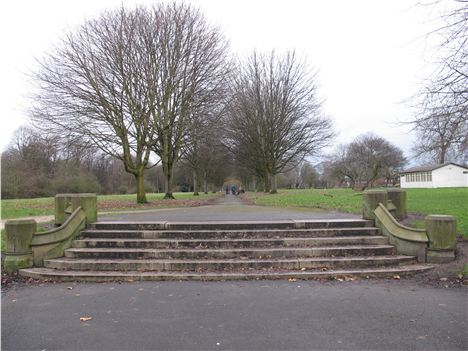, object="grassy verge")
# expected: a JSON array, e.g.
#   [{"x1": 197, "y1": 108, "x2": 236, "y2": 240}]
[
  {"x1": 1, "y1": 192, "x2": 220, "y2": 220},
  {"x1": 249, "y1": 188, "x2": 468, "y2": 236}
]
